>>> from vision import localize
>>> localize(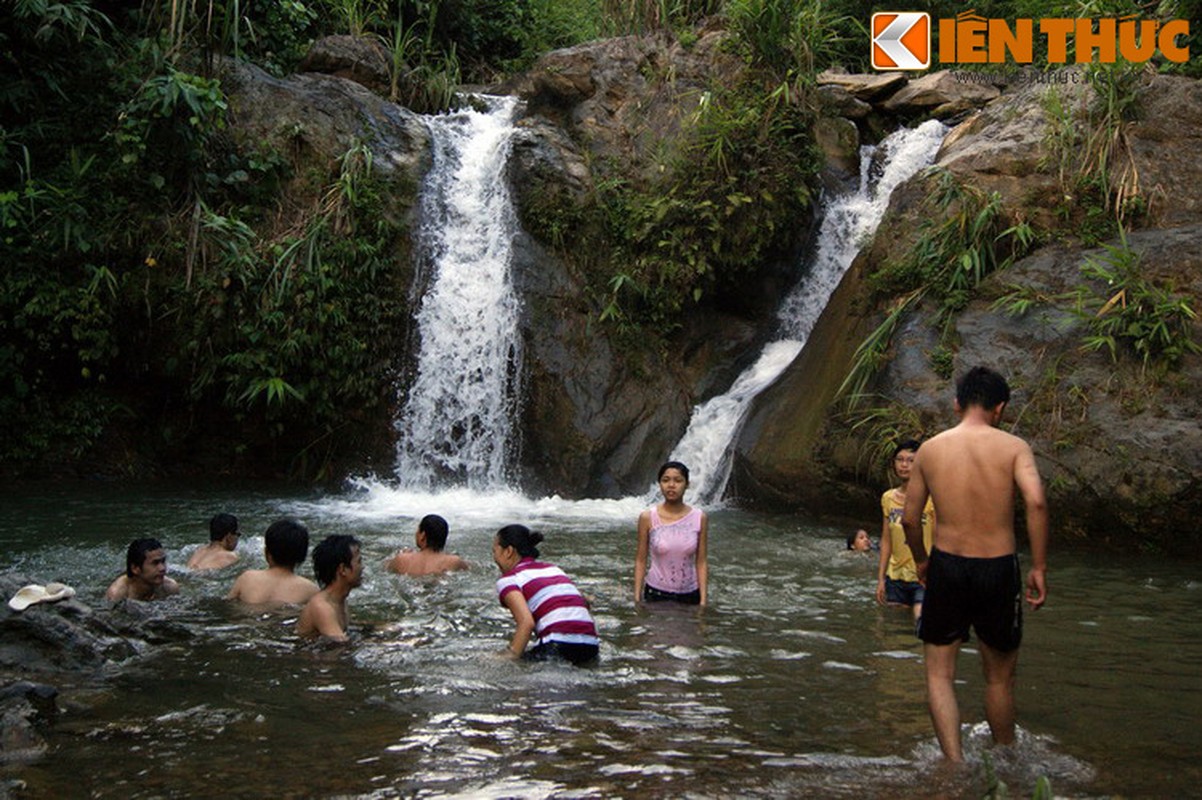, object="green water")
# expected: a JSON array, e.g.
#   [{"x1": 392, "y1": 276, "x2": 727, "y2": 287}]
[{"x1": 1, "y1": 480, "x2": 1198, "y2": 798}]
